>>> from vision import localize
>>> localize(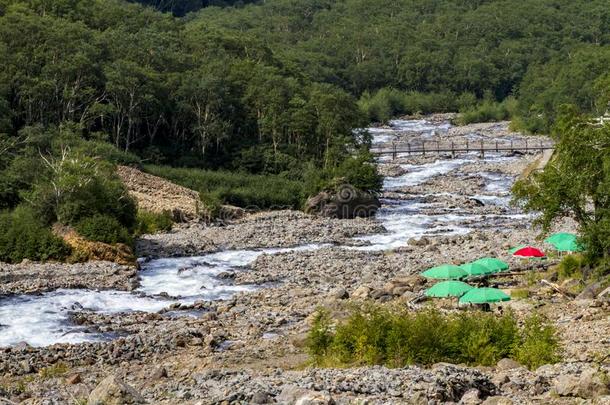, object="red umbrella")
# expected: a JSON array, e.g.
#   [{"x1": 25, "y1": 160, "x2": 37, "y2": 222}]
[{"x1": 513, "y1": 246, "x2": 545, "y2": 258}]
